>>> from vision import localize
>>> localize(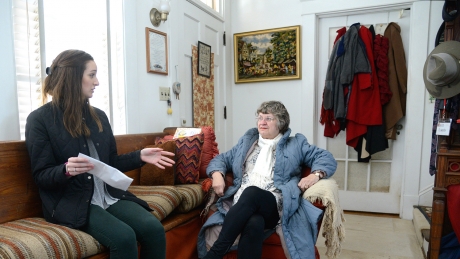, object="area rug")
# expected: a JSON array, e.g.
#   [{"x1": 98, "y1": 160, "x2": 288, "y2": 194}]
[{"x1": 414, "y1": 205, "x2": 432, "y2": 224}]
